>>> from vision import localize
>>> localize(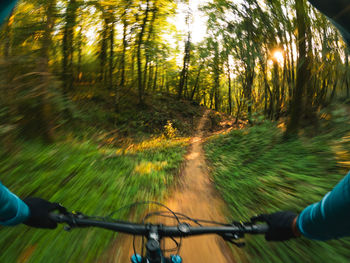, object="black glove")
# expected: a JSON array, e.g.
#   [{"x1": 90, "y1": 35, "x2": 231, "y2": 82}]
[
  {"x1": 251, "y1": 211, "x2": 299, "y2": 241},
  {"x1": 23, "y1": 197, "x2": 64, "y2": 229}
]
